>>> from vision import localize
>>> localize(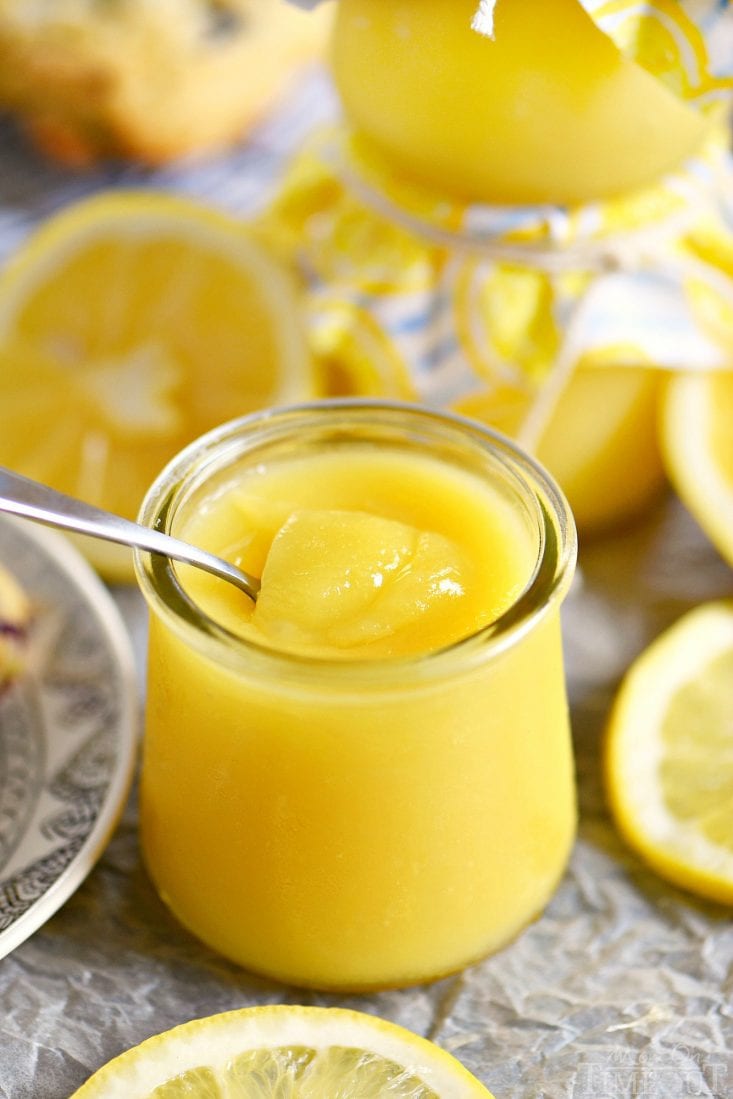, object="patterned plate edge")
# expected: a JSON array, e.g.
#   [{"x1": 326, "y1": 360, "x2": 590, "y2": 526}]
[{"x1": 0, "y1": 516, "x2": 139, "y2": 959}]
